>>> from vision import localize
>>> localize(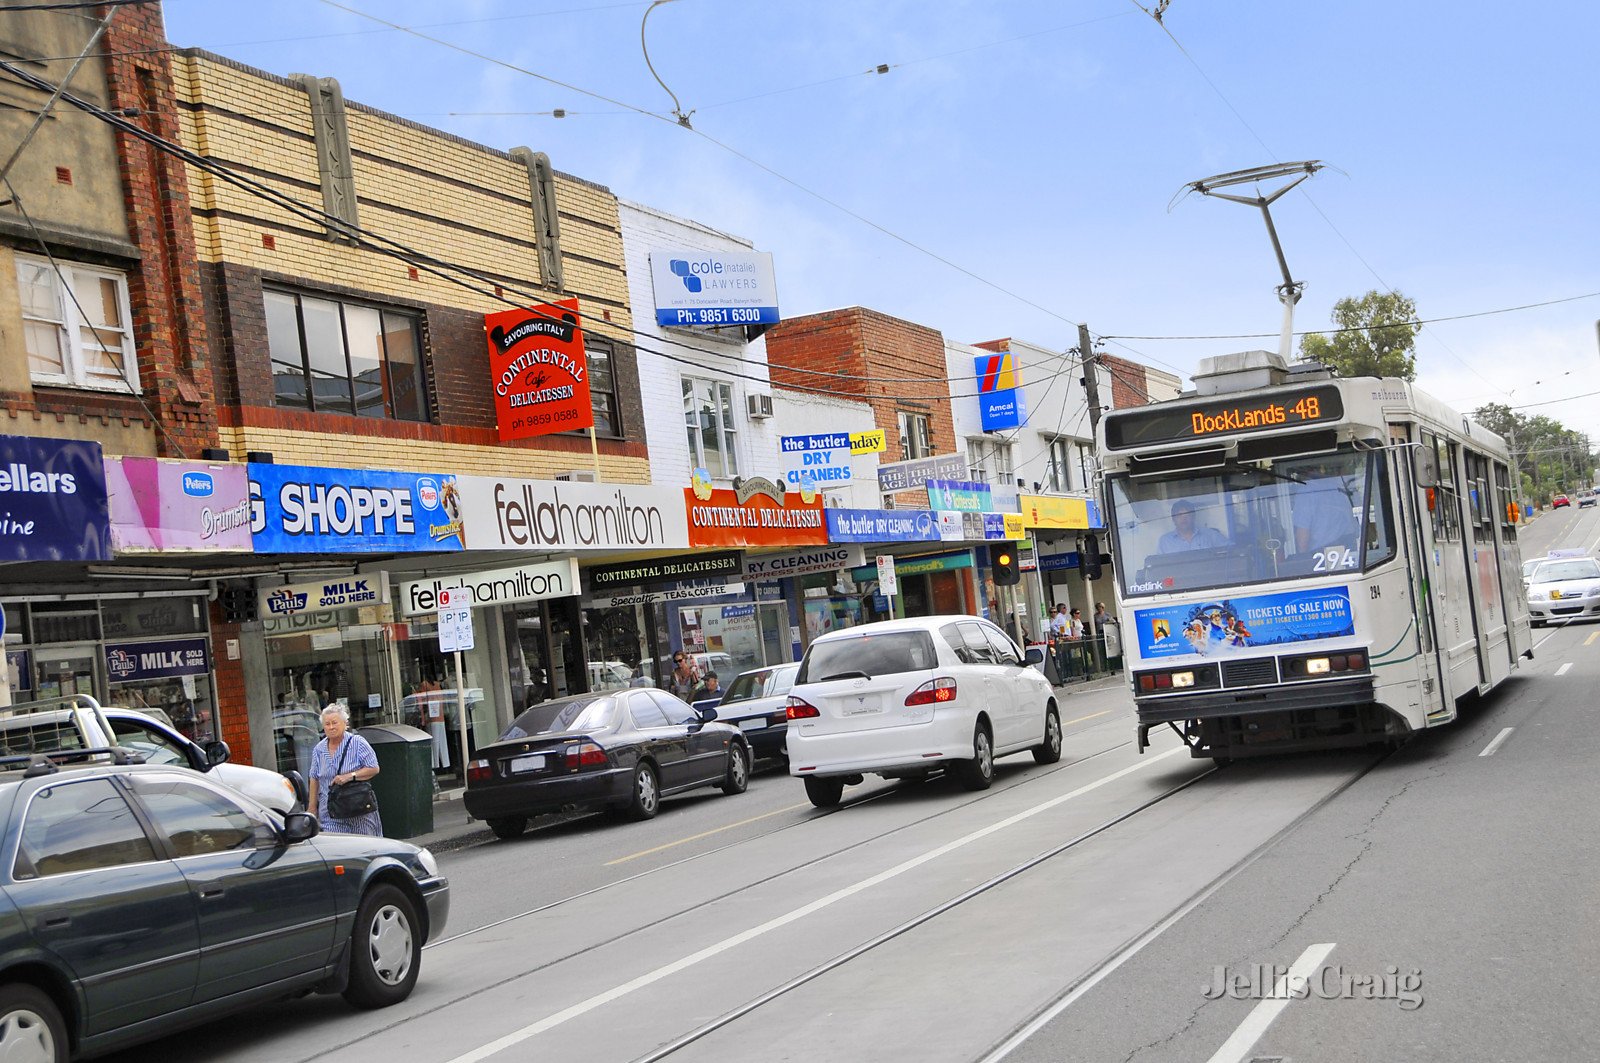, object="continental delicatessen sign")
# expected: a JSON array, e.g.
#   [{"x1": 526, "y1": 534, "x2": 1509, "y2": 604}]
[
  {"x1": 485, "y1": 298, "x2": 593, "y2": 441},
  {"x1": 685, "y1": 477, "x2": 827, "y2": 548}
]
